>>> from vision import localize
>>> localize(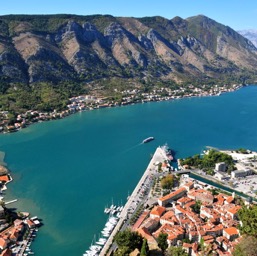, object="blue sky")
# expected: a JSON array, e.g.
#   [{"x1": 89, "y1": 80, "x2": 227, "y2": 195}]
[{"x1": 1, "y1": 0, "x2": 257, "y2": 30}]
